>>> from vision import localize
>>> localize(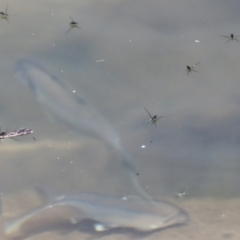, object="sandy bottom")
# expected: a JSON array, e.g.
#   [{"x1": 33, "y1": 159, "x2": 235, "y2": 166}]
[{"x1": 1, "y1": 192, "x2": 239, "y2": 240}]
